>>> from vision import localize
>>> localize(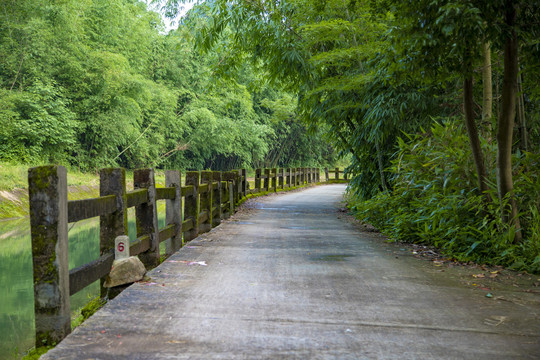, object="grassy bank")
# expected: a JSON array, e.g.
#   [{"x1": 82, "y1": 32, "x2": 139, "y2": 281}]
[
  {"x1": 0, "y1": 162, "x2": 334, "y2": 220},
  {"x1": 0, "y1": 163, "x2": 178, "y2": 220},
  {"x1": 0, "y1": 163, "x2": 101, "y2": 220}
]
